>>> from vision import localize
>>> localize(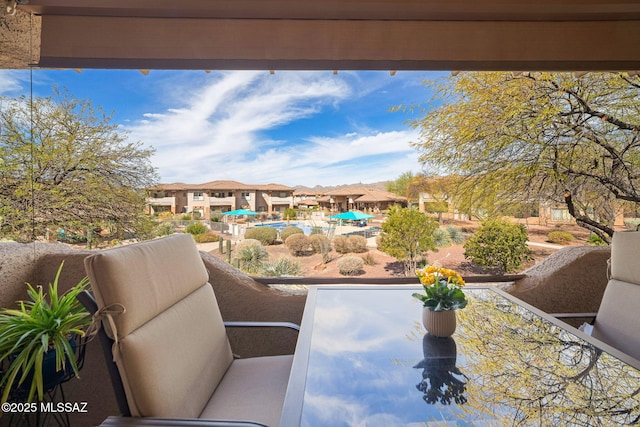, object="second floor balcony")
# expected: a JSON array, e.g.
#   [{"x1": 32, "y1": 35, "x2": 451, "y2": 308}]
[
  {"x1": 147, "y1": 196, "x2": 176, "y2": 206},
  {"x1": 209, "y1": 196, "x2": 235, "y2": 206}
]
